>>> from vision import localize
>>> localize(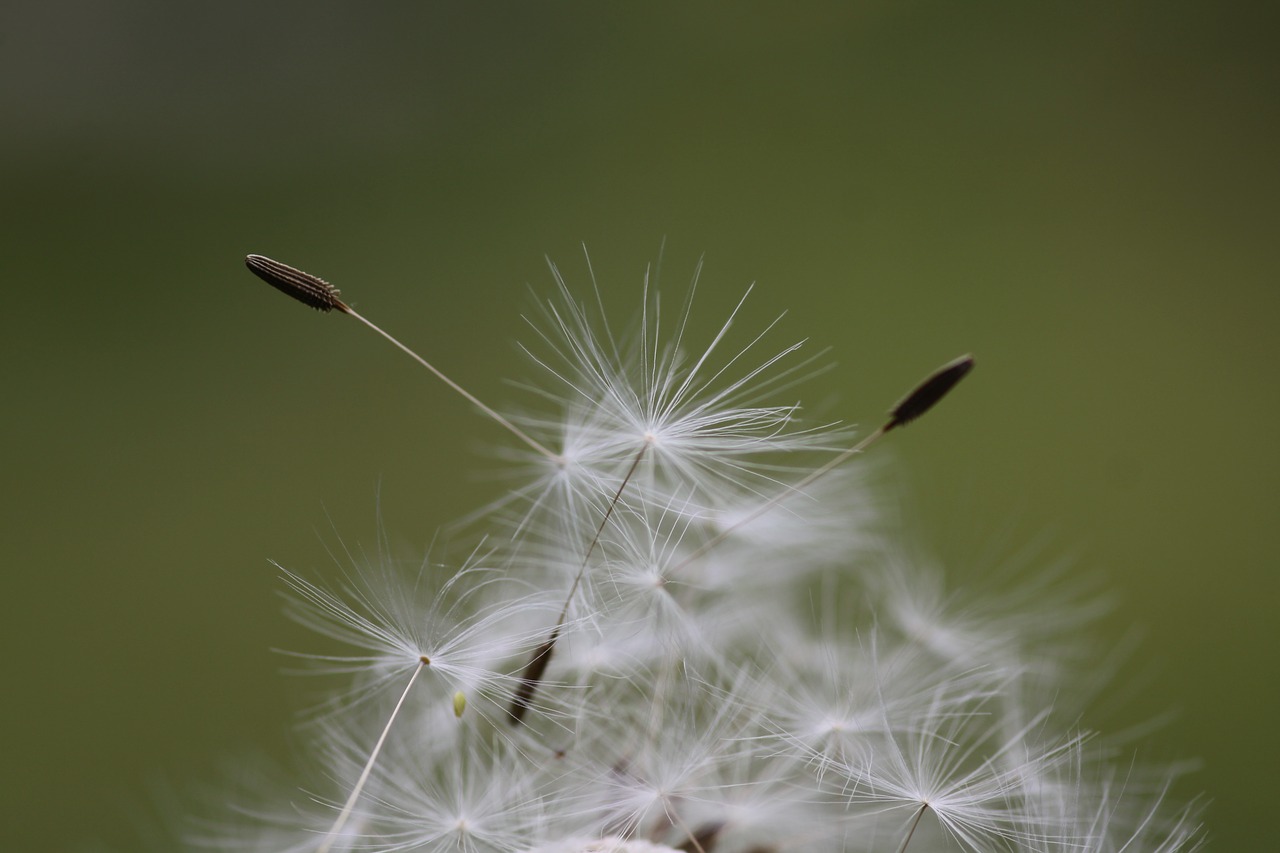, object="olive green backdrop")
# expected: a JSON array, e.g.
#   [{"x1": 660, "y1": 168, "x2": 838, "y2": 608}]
[{"x1": 3, "y1": 2, "x2": 1275, "y2": 850}]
